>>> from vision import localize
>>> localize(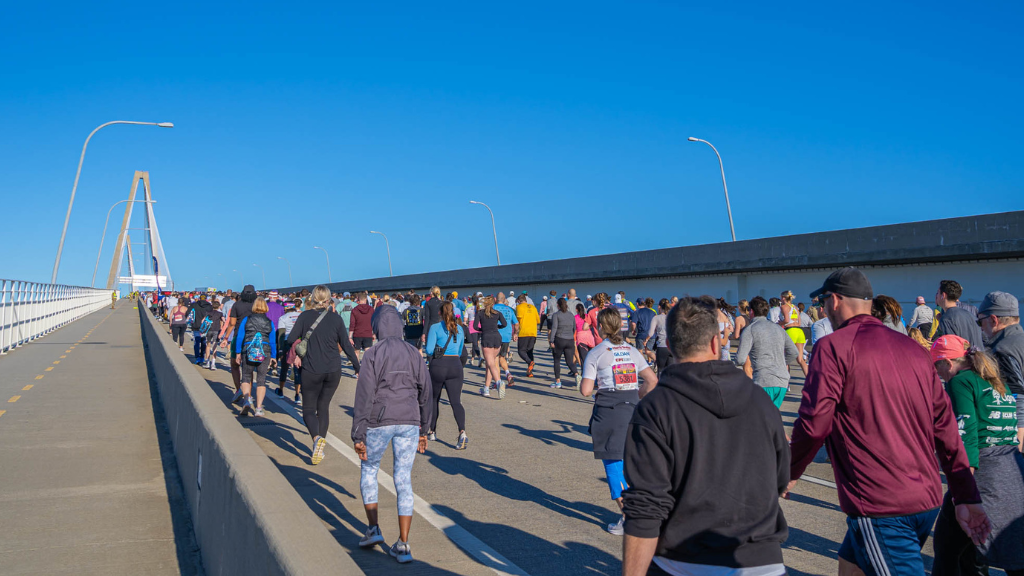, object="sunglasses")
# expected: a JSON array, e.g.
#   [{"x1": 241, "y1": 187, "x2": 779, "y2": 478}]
[{"x1": 976, "y1": 315, "x2": 991, "y2": 327}]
